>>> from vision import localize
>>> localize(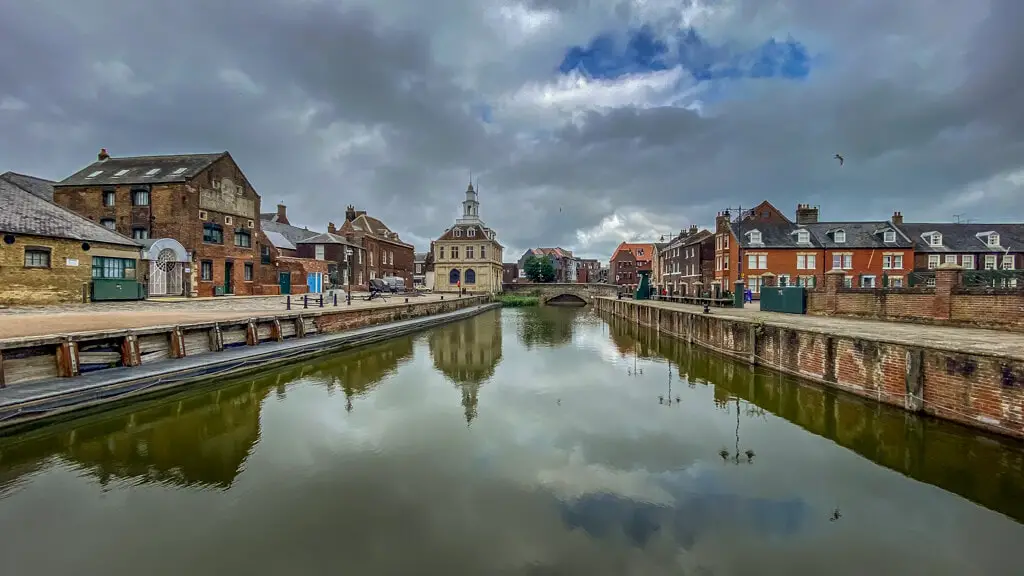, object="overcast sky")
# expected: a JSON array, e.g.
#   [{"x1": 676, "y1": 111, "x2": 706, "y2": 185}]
[{"x1": 1, "y1": 0, "x2": 1021, "y2": 260}]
